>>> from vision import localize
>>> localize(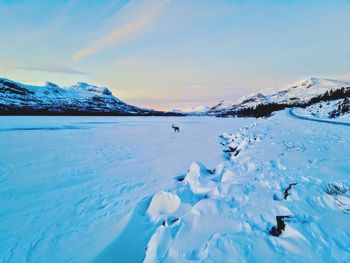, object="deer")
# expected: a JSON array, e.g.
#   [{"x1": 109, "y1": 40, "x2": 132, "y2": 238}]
[{"x1": 171, "y1": 124, "x2": 180, "y2": 132}]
